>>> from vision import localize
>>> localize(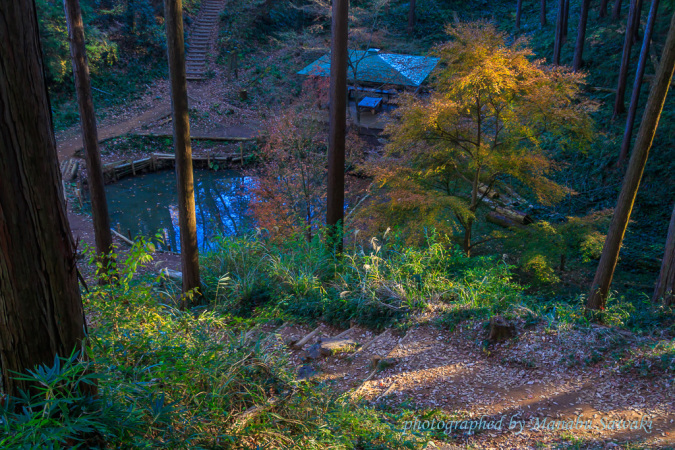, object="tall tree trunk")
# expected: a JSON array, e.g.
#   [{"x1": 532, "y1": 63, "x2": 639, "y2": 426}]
[
  {"x1": 654, "y1": 203, "x2": 675, "y2": 305},
  {"x1": 573, "y1": 0, "x2": 593, "y2": 71},
  {"x1": 587, "y1": 11, "x2": 675, "y2": 311},
  {"x1": 600, "y1": 0, "x2": 610, "y2": 17},
  {"x1": 407, "y1": 0, "x2": 416, "y2": 35},
  {"x1": 0, "y1": 0, "x2": 88, "y2": 397},
  {"x1": 63, "y1": 0, "x2": 113, "y2": 278},
  {"x1": 553, "y1": 0, "x2": 565, "y2": 64},
  {"x1": 541, "y1": 0, "x2": 547, "y2": 26},
  {"x1": 326, "y1": 0, "x2": 348, "y2": 253},
  {"x1": 632, "y1": 0, "x2": 643, "y2": 44},
  {"x1": 613, "y1": 0, "x2": 640, "y2": 118},
  {"x1": 164, "y1": 0, "x2": 200, "y2": 296},
  {"x1": 618, "y1": 0, "x2": 660, "y2": 163},
  {"x1": 613, "y1": 0, "x2": 623, "y2": 20},
  {"x1": 562, "y1": 0, "x2": 570, "y2": 43},
  {"x1": 516, "y1": 0, "x2": 524, "y2": 29}
]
